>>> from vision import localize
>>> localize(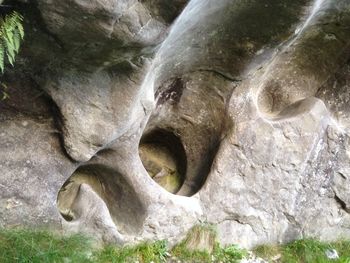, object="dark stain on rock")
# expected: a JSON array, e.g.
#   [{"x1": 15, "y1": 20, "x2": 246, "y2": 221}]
[{"x1": 156, "y1": 78, "x2": 185, "y2": 107}]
